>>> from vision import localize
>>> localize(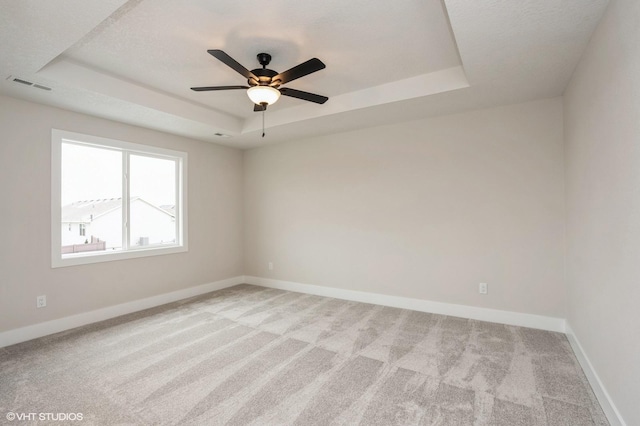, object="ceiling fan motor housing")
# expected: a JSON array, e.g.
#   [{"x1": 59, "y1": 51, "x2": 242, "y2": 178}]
[
  {"x1": 249, "y1": 68, "x2": 279, "y2": 87},
  {"x1": 248, "y1": 53, "x2": 280, "y2": 87}
]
